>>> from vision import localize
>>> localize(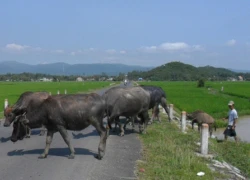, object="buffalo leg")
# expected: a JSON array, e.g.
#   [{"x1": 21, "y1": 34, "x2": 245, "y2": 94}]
[
  {"x1": 198, "y1": 124, "x2": 201, "y2": 132},
  {"x1": 148, "y1": 108, "x2": 155, "y2": 125},
  {"x1": 58, "y1": 126, "x2": 75, "y2": 159},
  {"x1": 209, "y1": 125, "x2": 212, "y2": 137},
  {"x1": 113, "y1": 117, "x2": 120, "y2": 132},
  {"x1": 25, "y1": 127, "x2": 31, "y2": 138},
  {"x1": 92, "y1": 121, "x2": 107, "y2": 160},
  {"x1": 124, "y1": 116, "x2": 135, "y2": 131},
  {"x1": 154, "y1": 106, "x2": 161, "y2": 123},
  {"x1": 39, "y1": 125, "x2": 46, "y2": 136},
  {"x1": 139, "y1": 111, "x2": 150, "y2": 134},
  {"x1": 106, "y1": 115, "x2": 117, "y2": 136},
  {"x1": 161, "y1": 97, "x2": 171, "y2": 122},
  {"x1": 39, "y1": 130, "x2": 54, "y2": 159},
  {"x1": 117, "y1": 117, "x2": 125, "y2": 136}
]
